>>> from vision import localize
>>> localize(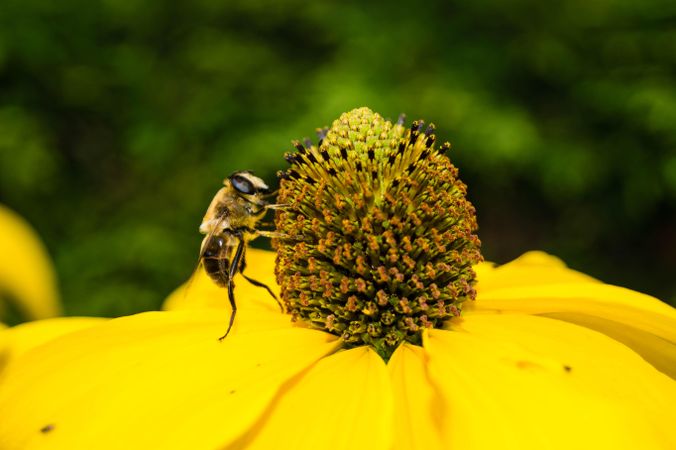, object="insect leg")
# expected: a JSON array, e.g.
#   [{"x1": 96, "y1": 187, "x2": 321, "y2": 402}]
[
  {"x1": 264, "y1": 203, "x2": 288, "y2": 210},
  {"x1": 218, "y1": 235, "x2": 246, "y2": 341},
  {"x1": 261, "y1": 189, "x2": 279, "y2": 198},
  {"x1": 242, "y1": 274, "x2": 285, "y2": 313},
  {"x1": 255, "y1": 230, "x2": 290, "y2": 239},
  {"x1": 238, "y1": 248, "x2": 283, "y2": 312}
]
